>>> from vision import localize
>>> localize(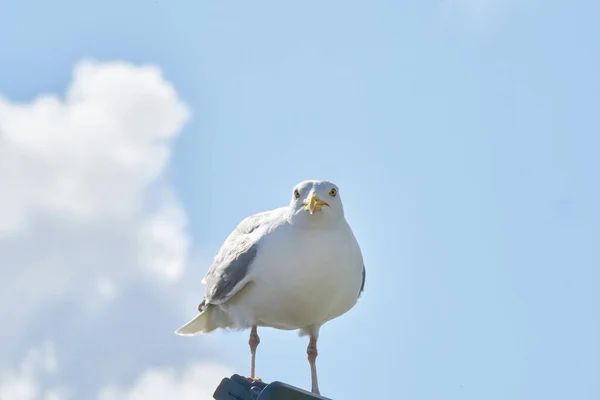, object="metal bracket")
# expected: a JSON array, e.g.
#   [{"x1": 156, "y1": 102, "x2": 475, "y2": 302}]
[{"x1": 213, "y1": 374, "x2": 332, "y2": 400}]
